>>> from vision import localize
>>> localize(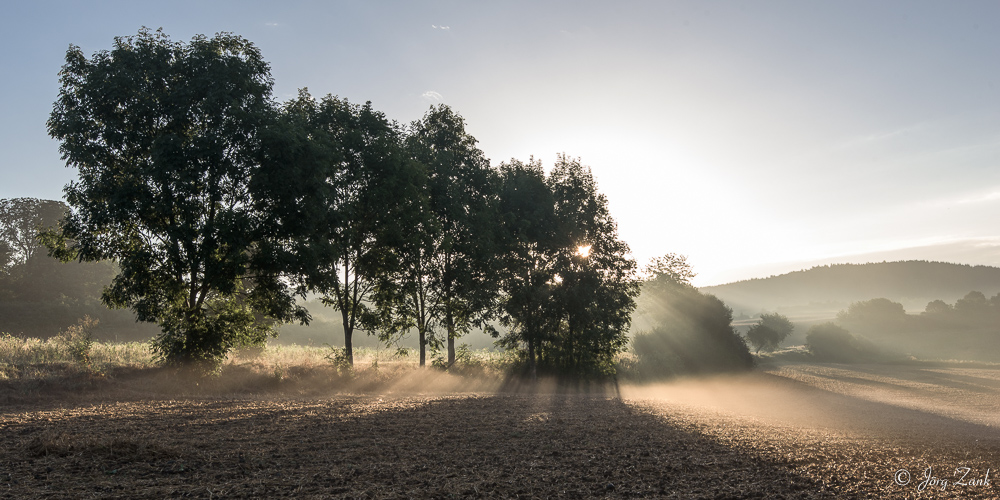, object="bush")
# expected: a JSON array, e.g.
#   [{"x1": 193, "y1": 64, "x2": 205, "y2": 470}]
[
  {"x1": 633, "y1": 285, "x2": 754, "y2": 378},
  {"x1": 55, "y1": 316, "x2": 98, "y2": 366},
  {"x1": 806, "y1": 322, "x2": 881, "y2": 362},
  {"x1": 151, "y1": 296, "x2": 276, "y2": 372}
]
